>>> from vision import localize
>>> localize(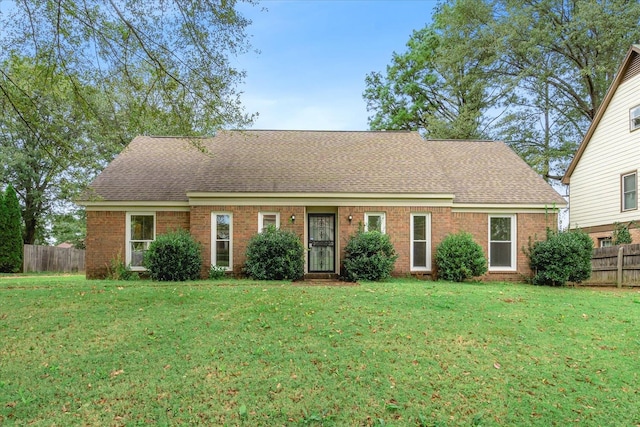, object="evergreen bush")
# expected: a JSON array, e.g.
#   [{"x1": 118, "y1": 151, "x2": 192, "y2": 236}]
[
  {"x1": 0, "y1": 185, "x2": 24, "y2": 273},
  {"x1": 528, "y1": 229, "x2": 593, "y2": 286},
  {"x1": 435, "y1": 232, "x2": 487, "y2": 282},
  {"x1": 612, "y1": 222, "x2": 633, "y2": 245},
  {"x1": 144, "y1": 230, "x2": 202, "y2": 281},
  {"x1": 244, "y1": 226, "x2": 304, "y2": 280},
  {"x1": 342, "y1": 230, "x2": 398, "y2": 281},
  {"x1": 0, "y1": 191, "x2": 6, "y2": 267}
]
